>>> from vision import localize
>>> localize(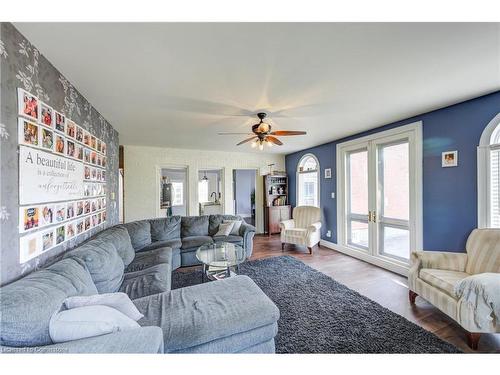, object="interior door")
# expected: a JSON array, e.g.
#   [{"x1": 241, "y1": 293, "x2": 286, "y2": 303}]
[{"x1": 338, "y1": 122, "x2": 421, "y2": 272}]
